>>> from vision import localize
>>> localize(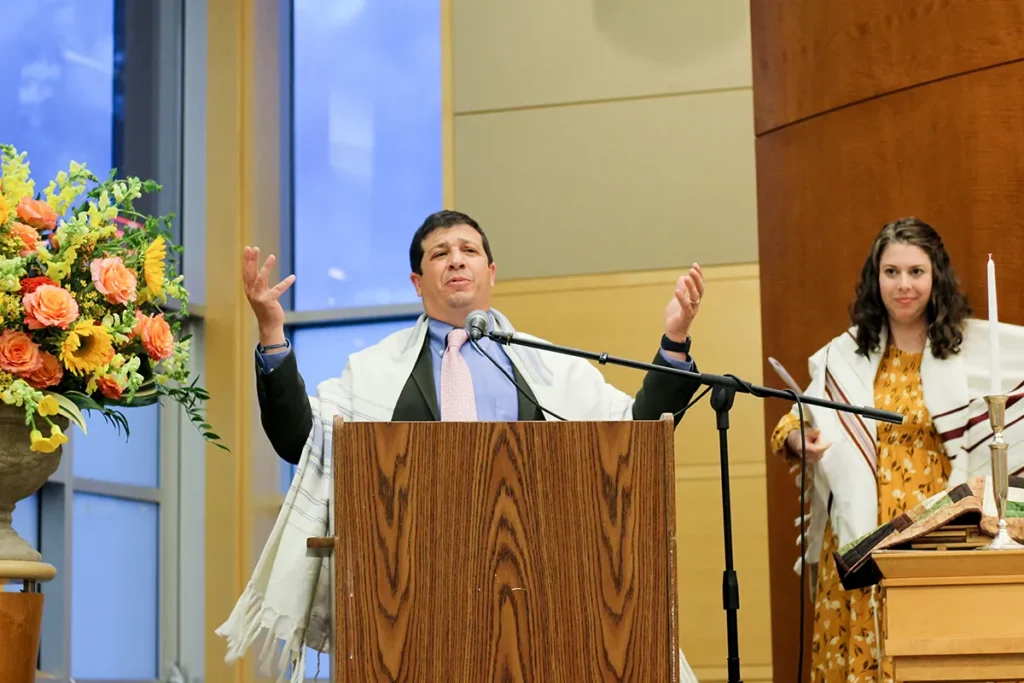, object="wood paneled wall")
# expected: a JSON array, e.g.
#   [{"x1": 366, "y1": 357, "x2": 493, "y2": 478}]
[{"x1": 751, "y1": 2, "x2": 1024, "y2": 681}]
